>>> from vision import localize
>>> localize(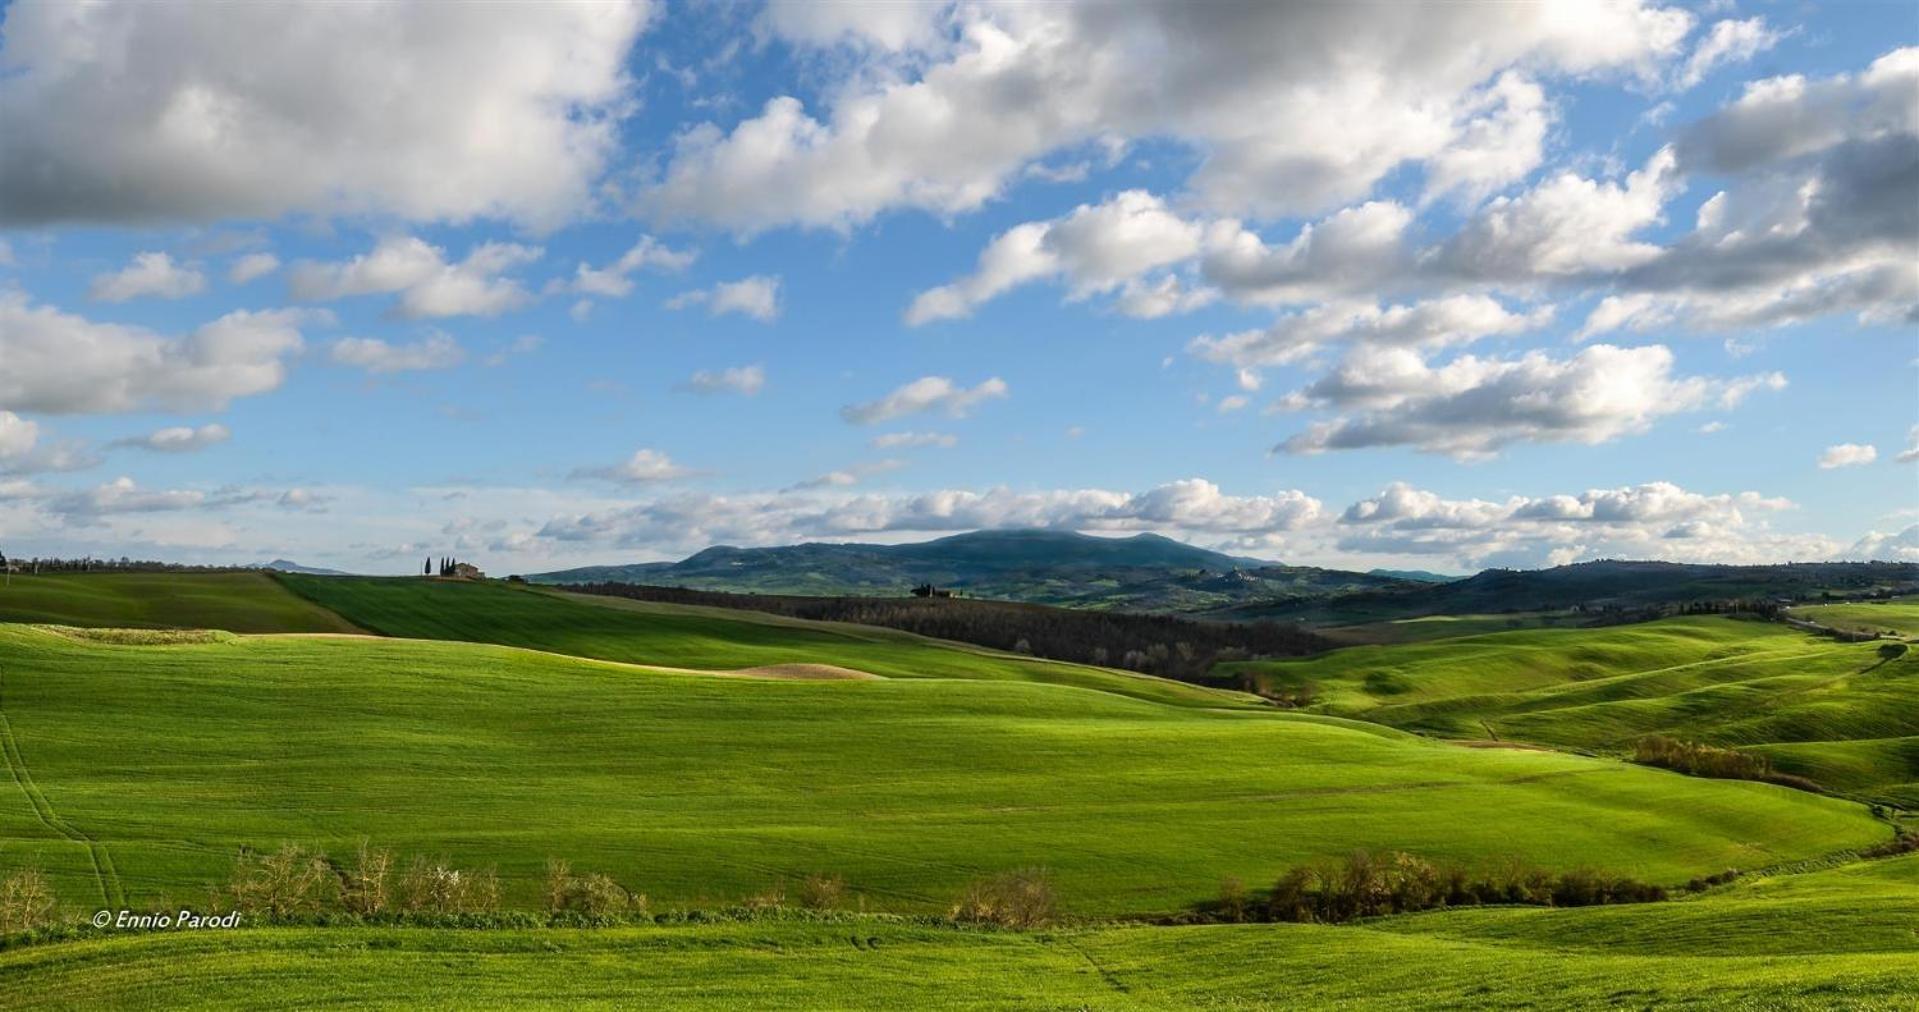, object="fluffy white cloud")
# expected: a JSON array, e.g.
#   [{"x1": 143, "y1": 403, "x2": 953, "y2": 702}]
[
  {"x1": 0, "y1": 294, "x2": 307, "y2": 414},
  {"x1": 1839, "y1": 525, "x2": 1919, "y2": 562},
  {"x1": 758, "y1": 0, "x2": 945, "y2": 52},
  {"x1": 0, "y1": 412, "x2": 35, "y2": 462},
  {"x1": 558, "y1": 237, "x2": 696, "y2": 298},
  {"x1": 227, "y1": 252, "x2": 280, "y2": 284},
  {"x1": 680, "y1": 364, "x2": 765, "y2": 396},
  {"x1": 1899, "y1": 427, "x2": 1919, "y2": 464},
  {"x1": 1678, "y1": 17, "x2": 1785, "y2": 89},
  {"x1": 88, "y1": 252, "x2": 206, "y2": 302},
  {"x1": 328, "y1": 333, "x2": 465, "y2": 374},
  {"x1": 645, "y1": 1, "x2": 1692, "y2": 231},
  {"x1": 1335, "y1": 480, "x2": 1819, "y2": 566},
  {"x1": 1277, "y1": 344, "x2": 1783, "y2": 459},
  {"x1": 667, "y1": 275, "x2": 781, "y2": 322},
  {"x1": 42, "y1": 476, "x2": 299, "y2": 521},
  {"x1": 1190, "y1": 296, "x2": 1549, "y2": 371},
  {"x1": 290, "y1": 237, "x2": 540, "y2": 319},
  {"x1": 841, "y1": 376, "x2": 1008, "y2": 425},
  {"x1": 1200, "y1": 202, "x2": 1414, "y2": 305},
  {"x1": 871, "y1": 431, "x2": 958, "y2": 450},
  {"x1": 1429, "y1": 146, "x2": 1680, "y2": 280},
  {"x1": 537, "y1": 477, "x2": 1322, "y2": 554},
  {"x1": 1584, "y1": 49, "x2": 1919, "y2": 336},
  {"x1": 111, "y1": 423, "x2": 232, "y2": 453},
  {"x1": 907, "y1": 190, "x2": 1203, "y2": 323},
  {"x1": 570, "y1": 448, "x2": 694, "y2": 484},
  {"x1": 1817, "y1": 443, "x2": 1878, "y2": 469},
  {"x1": 0, "y1": 0, "x2": 653, "y2": 228}
]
